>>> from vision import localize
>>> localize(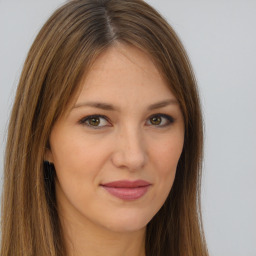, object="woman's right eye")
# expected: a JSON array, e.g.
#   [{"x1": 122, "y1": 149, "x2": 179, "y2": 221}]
[{"x1": 79, "y1": 115, "x2": 111, "y2": 128}]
